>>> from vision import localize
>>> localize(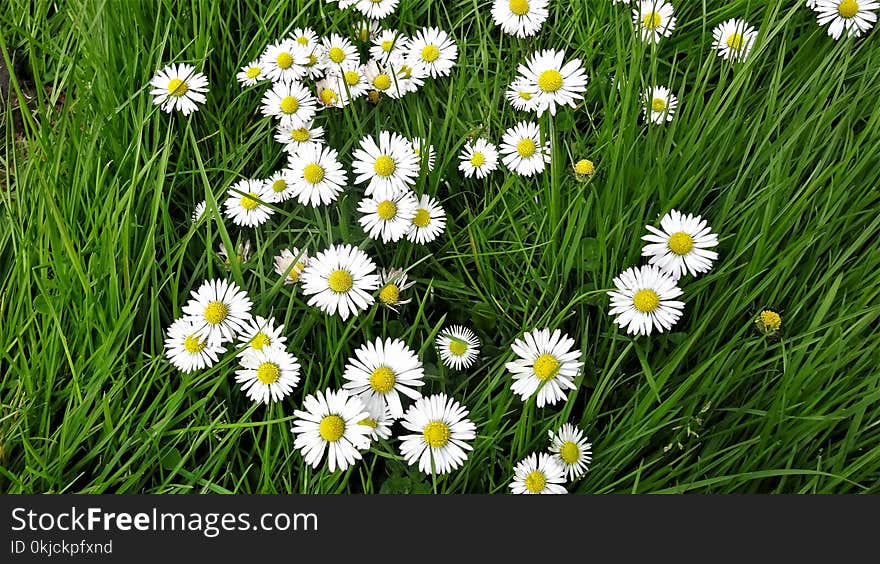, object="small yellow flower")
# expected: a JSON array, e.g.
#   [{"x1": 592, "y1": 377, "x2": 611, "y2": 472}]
[
  {"x1": 574, "y1": 159, "x2": 595, "y2": 177},
  {"x1": 755, "y1": 309, "x2": 782, "y2": 335}
]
